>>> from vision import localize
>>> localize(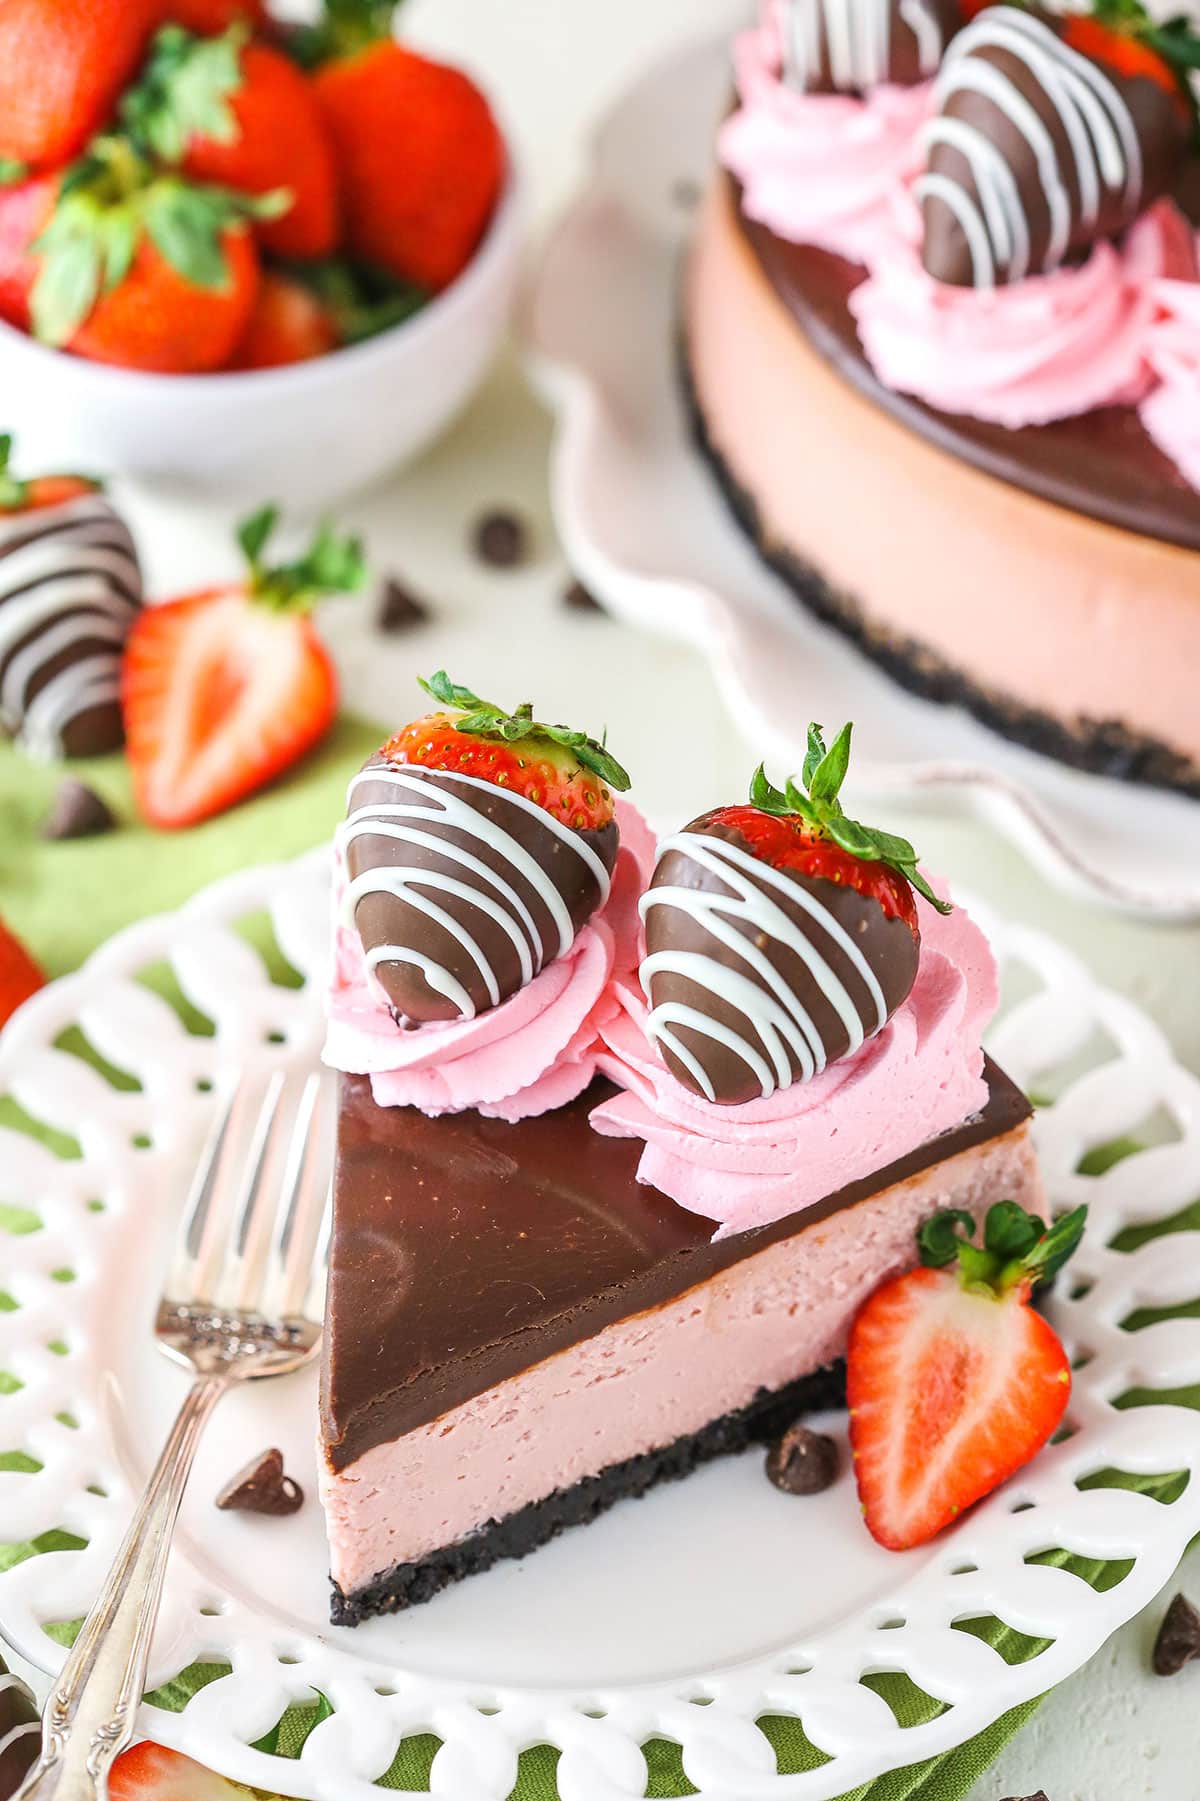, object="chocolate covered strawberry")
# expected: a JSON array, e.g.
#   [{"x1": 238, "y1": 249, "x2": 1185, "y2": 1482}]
[
  {"x1": 919, "y1": 1, "x2": 1195, "y2": 288},
  {"x1": 641, "y1": 723, "x2": 948, "y2": 1107},
  {"x1": 122, "y1": 24, "x2": 340, "y2": 259},
  {"x1": 783, "y1": 0, "x2": 962, "y2": 95},
  {"x1": 848, "y1": 1200, "x2": 1087, "y2": 1549},
  {"x1": 123, "y1": 505, "x2": 364, "y2": 828},
  {"x1": 342, "y1": 671, "x2": 631, "y2": 1024}
]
